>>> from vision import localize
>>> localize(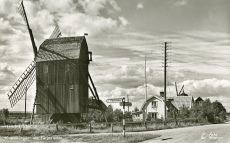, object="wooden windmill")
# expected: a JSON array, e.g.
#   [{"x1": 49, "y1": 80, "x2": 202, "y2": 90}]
[
  {"x1": 175, "y1": 82, "x2": 188, "y2": 96},
  {"x1": 7, "y1": 1, "x2": 107, "y2": 123}
]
